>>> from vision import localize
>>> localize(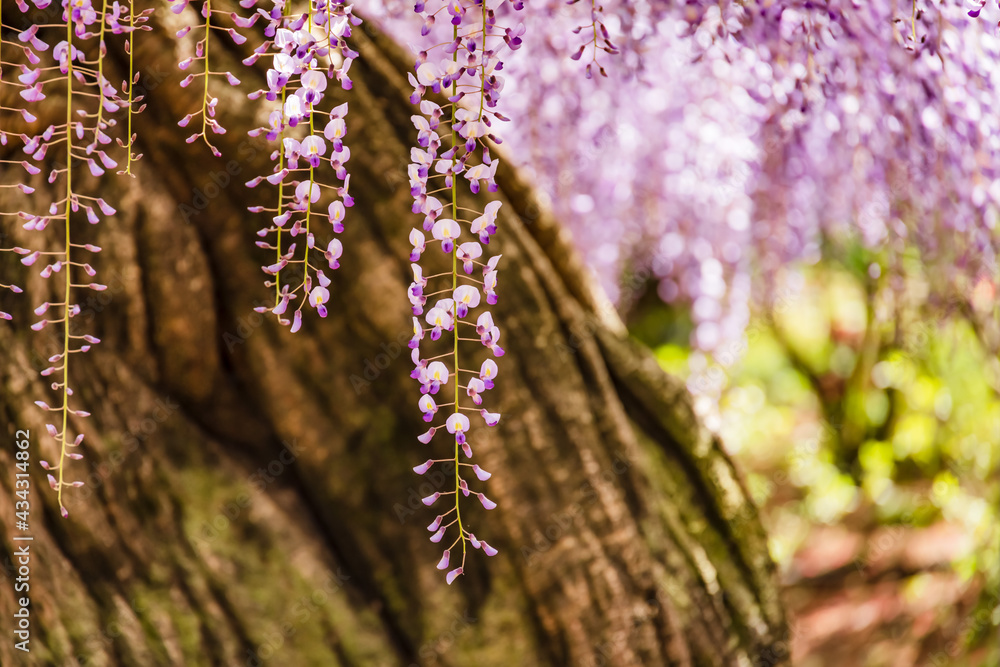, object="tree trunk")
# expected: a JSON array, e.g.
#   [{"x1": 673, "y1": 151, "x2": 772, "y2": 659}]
[{"x1": 0, "y1": 8, "x2": 788, "y2": 665}]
